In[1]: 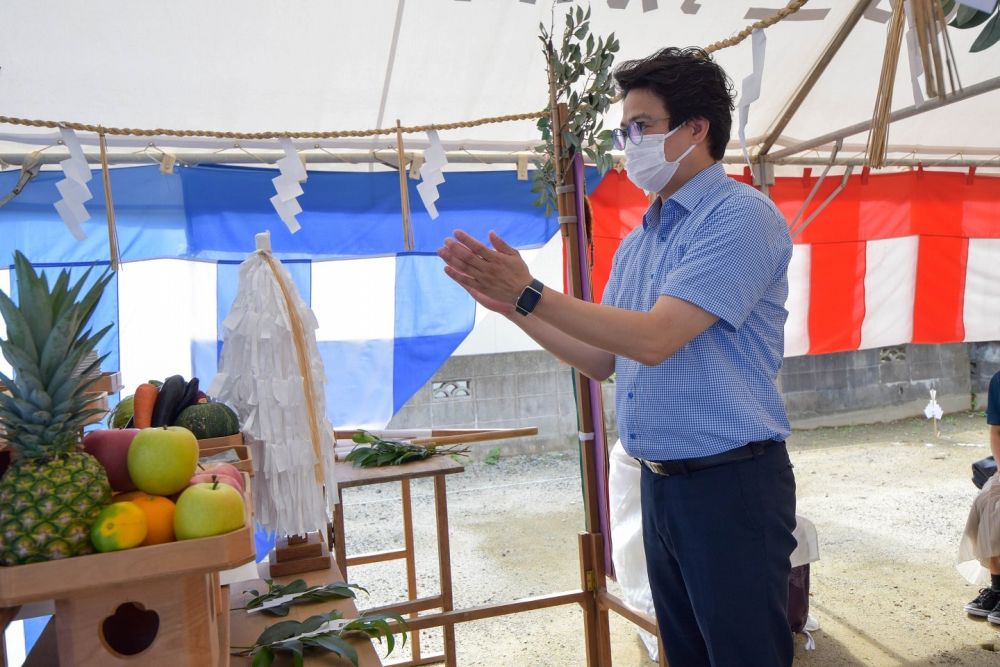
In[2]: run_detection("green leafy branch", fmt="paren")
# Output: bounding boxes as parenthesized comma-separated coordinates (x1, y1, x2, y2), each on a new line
(239, 579, 367, 617)
(941, 0, 1000, 52)
(346, 430, 470, 468)
(231, 608, 407, 667)
(532, 4, 620, 215)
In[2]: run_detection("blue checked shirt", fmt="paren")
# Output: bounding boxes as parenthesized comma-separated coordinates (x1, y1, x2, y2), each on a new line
(602, 162, 792, 460)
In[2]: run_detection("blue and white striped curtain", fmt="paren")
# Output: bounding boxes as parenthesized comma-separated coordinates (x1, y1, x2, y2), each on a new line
(0, 164, 563, 427)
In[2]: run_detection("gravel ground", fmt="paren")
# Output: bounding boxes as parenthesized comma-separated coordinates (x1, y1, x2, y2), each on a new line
(338, 412, 1000, 666)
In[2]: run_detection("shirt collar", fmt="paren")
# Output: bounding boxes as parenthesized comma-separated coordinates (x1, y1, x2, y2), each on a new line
(640, 162, 726, 230)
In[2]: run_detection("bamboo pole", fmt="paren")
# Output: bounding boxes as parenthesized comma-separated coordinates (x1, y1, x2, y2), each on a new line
(548, 88, 611, 664)
(867, 0, 907, 168)
(97, 130, 121, 272)
(395, 120, 414, 251)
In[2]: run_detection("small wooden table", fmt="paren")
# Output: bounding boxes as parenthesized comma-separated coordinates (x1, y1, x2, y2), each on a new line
(229, 557, 382, 666)
(331, 455, 464, 667)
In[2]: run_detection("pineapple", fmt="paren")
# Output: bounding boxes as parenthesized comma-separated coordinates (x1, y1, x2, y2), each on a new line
(0, 252, 114, 565)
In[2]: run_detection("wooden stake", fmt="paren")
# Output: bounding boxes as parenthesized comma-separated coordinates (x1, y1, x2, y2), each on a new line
(97, 130, 120, 272)
(395, 120, 414, 251)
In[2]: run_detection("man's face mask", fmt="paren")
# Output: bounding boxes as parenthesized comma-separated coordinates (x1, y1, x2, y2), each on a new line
(623, 124, 696, 194)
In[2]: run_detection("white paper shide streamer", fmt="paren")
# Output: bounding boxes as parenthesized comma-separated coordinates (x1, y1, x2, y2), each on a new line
(210, 247, 337, 538)
(736, 29, 767, 170)
(53, 128, 93, 240)
(271, 138, 307, 233)
(416, 130, 448, 219)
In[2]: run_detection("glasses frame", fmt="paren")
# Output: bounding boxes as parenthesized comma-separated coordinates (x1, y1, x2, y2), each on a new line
(612, 117, 672, 150)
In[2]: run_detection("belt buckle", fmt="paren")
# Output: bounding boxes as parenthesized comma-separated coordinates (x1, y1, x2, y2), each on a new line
(643, 459, 684, 477)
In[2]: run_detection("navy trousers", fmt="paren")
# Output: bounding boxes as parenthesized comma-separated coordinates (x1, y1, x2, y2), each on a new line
(640, 442, 797, 667)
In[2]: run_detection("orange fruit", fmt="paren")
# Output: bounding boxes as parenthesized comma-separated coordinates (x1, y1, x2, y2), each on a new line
(115, 492, 176, 545)
(90, 502, 147, 552)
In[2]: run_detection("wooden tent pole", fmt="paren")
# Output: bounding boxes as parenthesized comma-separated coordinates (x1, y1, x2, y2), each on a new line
(769, 74, 1000, 160)
(758, 0, 869, 157)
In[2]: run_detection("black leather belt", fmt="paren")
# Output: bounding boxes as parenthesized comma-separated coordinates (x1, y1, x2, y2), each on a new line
(639, 439, 782, 477)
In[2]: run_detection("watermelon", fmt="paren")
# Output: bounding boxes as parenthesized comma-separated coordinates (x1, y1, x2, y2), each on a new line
(174, 402, 240, 439)
(110, 395, 135, 429)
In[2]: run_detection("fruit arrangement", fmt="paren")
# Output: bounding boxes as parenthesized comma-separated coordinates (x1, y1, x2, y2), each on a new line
(110, 375, 241, 440)
(0, 252, 248, 566)
(82, 424, 248, 553)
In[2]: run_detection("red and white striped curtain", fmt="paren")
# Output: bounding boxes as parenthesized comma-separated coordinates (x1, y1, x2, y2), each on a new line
(589, 169, 1000, 357)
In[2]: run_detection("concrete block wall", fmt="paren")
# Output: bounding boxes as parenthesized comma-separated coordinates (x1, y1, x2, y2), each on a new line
(388, 351, 582, 457)
(388, 343, 991, 456)
(780, 343, 972, 428)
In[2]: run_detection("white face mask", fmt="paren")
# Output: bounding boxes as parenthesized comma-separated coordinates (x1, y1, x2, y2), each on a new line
(623, 124, 697, 194)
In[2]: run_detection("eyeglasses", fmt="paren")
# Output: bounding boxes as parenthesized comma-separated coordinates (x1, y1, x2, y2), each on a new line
(612, 118, 671, 150)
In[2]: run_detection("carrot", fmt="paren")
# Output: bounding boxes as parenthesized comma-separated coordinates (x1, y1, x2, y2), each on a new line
(132, 383, 159, 429)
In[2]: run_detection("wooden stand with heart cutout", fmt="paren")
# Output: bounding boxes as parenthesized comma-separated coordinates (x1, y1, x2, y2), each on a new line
(0, 476, 254, 666)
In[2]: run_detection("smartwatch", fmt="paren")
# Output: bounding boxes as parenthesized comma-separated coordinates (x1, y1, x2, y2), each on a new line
(515, 279, 544, 316)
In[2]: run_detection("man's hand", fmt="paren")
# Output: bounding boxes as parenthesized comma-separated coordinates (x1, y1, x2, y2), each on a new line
(462, 285, 515, 316)
(437, 230, 533, 305)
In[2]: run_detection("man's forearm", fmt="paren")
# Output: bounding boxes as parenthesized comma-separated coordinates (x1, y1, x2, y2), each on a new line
(990, 426, 1000, 462)
(509, 312, 615, 381)
(531, 284, 718, 367)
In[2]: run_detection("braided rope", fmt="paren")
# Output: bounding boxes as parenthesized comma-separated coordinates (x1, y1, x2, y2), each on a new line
(704, 0, 810, 54)
(0, 0, 808, 142)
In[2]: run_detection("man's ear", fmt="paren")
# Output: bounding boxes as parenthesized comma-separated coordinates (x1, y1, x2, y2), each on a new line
(687, 117, 711, 144)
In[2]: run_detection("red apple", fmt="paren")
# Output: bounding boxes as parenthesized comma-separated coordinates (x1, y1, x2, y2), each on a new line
(188, 473, 242, 494)
(196, 462, 244, 491)
(83, 428, 141, 492)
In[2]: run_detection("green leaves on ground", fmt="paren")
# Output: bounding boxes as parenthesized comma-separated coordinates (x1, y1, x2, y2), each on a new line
(232, 609, 407, 667)
(243, 579, 367, 616)
(347, 430, 469, 468)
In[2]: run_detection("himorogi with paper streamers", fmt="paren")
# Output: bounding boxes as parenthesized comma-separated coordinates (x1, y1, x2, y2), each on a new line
(210, 245, 338, 538)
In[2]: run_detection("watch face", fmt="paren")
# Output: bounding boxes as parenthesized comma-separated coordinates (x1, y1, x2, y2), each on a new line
(516, 281, 543, 315)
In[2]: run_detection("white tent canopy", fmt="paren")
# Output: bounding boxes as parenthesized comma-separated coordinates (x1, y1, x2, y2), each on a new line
(0, 0, 997, 169)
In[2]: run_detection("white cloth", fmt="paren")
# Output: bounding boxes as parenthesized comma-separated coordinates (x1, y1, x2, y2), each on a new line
(957, 473, 1000, 586)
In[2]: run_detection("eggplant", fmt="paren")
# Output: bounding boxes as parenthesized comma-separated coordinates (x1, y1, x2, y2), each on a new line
(150, 374, 186, 427)
(171, 377, 200, 424)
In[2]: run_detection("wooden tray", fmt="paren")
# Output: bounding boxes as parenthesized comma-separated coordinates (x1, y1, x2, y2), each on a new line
(200, 443, 253, 476)
(0, 474, 255, 666)
(198, 432, 244, 451)
(0, 498, 255, 608)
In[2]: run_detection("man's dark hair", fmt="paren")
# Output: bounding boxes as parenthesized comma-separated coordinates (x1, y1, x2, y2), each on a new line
(613, 47, 735, 161)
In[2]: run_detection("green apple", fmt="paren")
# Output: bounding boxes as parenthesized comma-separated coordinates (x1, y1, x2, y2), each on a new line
(173, 477, 246, 540)
(127, 426, 199, 496)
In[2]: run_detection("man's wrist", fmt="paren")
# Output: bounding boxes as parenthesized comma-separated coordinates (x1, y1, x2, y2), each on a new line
(514, 279, 544, 316)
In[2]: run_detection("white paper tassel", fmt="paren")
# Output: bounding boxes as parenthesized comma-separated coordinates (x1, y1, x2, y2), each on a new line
(736, 29, 767, 170)
(210, 251, 338, 538)
(54, 128, 93, 240)
(416, 129, 448, 219)
(271, 138, 308, 234)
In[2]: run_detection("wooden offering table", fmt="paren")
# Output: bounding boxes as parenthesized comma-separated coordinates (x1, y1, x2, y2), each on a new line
(330, 427, 536, 667)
